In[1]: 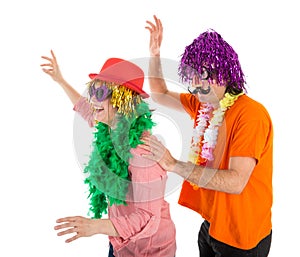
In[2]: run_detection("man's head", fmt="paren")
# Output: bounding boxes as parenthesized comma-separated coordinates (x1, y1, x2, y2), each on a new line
(179, 29, 246, 95)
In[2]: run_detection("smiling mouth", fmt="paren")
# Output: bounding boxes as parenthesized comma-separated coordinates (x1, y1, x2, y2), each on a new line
(93, 106, 104, 113)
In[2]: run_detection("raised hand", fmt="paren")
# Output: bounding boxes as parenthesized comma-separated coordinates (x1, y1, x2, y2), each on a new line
(40, 50, 65, 84)
(40, 50, 80, 105)
(145, 15, 163, 57)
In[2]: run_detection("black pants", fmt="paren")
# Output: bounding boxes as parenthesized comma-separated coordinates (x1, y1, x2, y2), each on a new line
(108, 242, 176, 257)
(108, 243, 115, 257)
(198, 220, 272, 257)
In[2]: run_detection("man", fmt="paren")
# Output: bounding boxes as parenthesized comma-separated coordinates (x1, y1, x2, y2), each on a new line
(142, 15, 273, 257)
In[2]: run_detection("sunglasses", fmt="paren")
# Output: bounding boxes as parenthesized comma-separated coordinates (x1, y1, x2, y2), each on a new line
(88, 83, 112, 102)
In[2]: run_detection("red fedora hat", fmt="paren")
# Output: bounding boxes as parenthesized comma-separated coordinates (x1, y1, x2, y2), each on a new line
(89, 58, 149, 98)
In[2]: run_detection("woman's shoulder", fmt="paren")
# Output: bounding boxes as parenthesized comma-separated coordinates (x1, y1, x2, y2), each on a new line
(129, 137, 166, 181)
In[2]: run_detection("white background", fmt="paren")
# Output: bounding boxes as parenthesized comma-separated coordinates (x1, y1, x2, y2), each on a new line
(1, 0, 299, 256)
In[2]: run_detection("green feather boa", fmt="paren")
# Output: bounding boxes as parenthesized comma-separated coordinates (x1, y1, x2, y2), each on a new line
(84, 102, 155, 218)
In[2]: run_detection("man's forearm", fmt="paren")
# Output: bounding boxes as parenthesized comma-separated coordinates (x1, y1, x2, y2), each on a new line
(172, 160, 243, 194)
(172, 160, 203, 185)
(148, 56, 168, 94)
(141, 135, 246, 194)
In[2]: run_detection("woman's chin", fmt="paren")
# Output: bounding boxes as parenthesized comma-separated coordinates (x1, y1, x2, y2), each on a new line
(94, 113, 106, 124)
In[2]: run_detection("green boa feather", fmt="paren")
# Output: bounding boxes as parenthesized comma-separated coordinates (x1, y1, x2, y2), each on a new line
(84, 102, 155, 218)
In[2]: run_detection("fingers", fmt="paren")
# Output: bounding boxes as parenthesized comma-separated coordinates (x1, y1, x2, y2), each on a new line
(54, 224, 79, 243)
(140, 136, 166, 161)
(56, 227, 75, 236)
(56, 216, 78, 223)
(141, 135, 164, 149)
(145, 14, 163, 33)
(40, 63, 53, 70)
(40, 62, 54, 74)
(138, 143, 150, 152)
(54, 218, 75, 232)
(145, 20, 156, 32)
(40, 57, 54, 71)
(65, 234, 79, 243)
(50, 49, 57, 61)
(154, 15, 163, 32)
(141, 152, 157, 161)
(40, 50, 60, 76)
(40, 50, 57, 67)
(140, 136, 170, 167)
(54, 216, 81, 243)
(58, 227, 80, 244)
(41, 68, 53, 75)
(40, 56, 53, 62)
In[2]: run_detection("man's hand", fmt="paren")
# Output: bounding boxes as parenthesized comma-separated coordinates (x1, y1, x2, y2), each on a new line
(145, 15, 163, 57)
(140, 135, 176, 171)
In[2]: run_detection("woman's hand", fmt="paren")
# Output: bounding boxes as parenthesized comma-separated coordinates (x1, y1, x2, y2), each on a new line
(54, 216, 119, 243)
(40, 50, 81, 105)
(54, 216, 101, 243)
(145, 15, 163, 57)
(41, 50, 65, 84)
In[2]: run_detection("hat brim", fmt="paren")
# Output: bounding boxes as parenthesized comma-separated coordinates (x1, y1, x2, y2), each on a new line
(89, 73, 149, 98)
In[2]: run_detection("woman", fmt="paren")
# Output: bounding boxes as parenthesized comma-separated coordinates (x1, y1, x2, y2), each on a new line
(40, 50, 176, 257)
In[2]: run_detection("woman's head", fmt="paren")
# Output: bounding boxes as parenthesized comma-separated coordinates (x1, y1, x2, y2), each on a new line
(179, 29, 246, 95)
(89, 57, 149, 98)
(87, 58, 149, 125)
(87, 79, 143, 126)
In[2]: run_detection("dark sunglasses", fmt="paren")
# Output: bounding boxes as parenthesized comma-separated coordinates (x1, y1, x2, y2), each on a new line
(88, 83, 112, 102)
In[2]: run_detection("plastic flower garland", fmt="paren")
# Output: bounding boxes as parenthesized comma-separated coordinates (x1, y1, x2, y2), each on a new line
(188, 92, 244, 189)
(84, 101, 155, 218)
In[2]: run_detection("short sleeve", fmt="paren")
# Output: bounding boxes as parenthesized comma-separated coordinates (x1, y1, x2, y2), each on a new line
(229, 108, 272, 163)
(73, 96, 95, 127)
(180, 93, 200, 120)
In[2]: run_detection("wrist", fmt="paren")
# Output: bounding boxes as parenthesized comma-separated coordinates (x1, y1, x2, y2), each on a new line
(163, 156, 177, 171)
(150, 51, 160, 57)
(101, 219, 119, 237)
(57, 78, 68, 87)
(172, 160, 201, 183)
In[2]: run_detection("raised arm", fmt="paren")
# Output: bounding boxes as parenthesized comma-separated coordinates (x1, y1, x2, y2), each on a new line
(41, 50, 81, 105)
(145, 15, 184, 112)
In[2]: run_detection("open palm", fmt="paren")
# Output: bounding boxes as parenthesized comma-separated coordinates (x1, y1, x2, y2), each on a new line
(145, 15, 163, 57)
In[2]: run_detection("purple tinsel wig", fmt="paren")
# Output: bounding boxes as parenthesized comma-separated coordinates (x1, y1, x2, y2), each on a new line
(179, 29, 246, 94)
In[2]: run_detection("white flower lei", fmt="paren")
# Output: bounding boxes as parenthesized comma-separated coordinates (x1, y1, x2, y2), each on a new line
(188, 92, 244, 164)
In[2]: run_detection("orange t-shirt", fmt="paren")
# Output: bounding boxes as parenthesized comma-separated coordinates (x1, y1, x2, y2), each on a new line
(179, 93, 273, 250)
